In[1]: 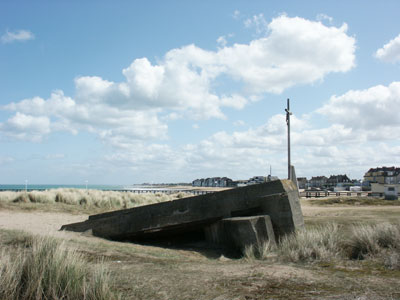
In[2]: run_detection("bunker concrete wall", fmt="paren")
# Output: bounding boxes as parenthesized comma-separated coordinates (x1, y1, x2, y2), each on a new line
(204, 215, 276, 252)
(61, 179, 304, 241)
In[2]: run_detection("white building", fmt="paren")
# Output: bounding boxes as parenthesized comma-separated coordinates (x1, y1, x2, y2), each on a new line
(371, 183, 400, 199)
(384, 185, 398, 200)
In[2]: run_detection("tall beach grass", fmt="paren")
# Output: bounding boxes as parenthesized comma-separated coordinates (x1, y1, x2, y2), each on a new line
(277, 223, 342, 262)
(0, 235, 117, 300)
(0, 188, 189, 211)
(245, 223, 400, 269)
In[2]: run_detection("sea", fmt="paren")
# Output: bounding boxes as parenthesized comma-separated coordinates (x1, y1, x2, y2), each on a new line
(0, 184, 128, 191)
(0, 184, 195, 193)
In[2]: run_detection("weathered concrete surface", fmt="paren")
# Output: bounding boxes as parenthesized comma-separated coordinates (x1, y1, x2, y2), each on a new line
(290, 165, 298, 190)
(204, 215, 276, 252)
(61, 179, 304, 241)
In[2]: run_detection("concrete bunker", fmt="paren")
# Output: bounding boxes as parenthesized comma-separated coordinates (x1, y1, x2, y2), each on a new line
(61, 179, 304, 253)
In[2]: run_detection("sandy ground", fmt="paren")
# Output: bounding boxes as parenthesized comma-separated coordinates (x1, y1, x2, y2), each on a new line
(0, 210, 88, 239)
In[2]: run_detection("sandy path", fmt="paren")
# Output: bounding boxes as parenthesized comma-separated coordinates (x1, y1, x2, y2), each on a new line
(0, 210, 89, 239)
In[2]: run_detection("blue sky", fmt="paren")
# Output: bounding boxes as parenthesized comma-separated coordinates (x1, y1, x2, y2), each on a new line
(1, 0, 400, 184)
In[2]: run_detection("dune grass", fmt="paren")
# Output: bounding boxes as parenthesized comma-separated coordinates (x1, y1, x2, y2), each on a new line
(277, 223, 343, 262)
(244, 222, 400, 270)
(0, 189, 189, 213)
(0, 234, 117, 300)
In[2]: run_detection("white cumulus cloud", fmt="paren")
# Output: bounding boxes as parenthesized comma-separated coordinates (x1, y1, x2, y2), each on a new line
(317, 82, 400, 136)
(0, 112, 50, 142)
(95, 78, 400, 180)
(218, 15, 356, 94)
(66, 15, 356, 120)
(375, 33, 400, 63)
(0, 15, 356, 158)
(2, 90, 167, 143)
(1, 29, 35, 44)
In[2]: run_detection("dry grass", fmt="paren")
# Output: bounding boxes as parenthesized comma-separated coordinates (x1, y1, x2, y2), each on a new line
(1, 224, 400, 299)
(244, 222, 400, 272)
(0, 234, 117, 300)
(344, 223, 400, 266)
(0, 189, 189, 213)
(307, 196, 400, 206)
(277, 223, 342, 262)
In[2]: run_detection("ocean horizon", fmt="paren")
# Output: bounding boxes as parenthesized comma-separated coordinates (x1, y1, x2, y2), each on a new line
(0, 184, 127, 191)
(0, 184, 193, 192)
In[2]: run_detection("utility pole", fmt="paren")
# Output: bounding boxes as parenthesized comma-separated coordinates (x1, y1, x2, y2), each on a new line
(285, 98, 292, 180)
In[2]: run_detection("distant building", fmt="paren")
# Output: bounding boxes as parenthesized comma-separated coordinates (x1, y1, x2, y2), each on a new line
(247, 176, 267, 185)
(326, 174, 351, 188)
(371, 182, 400, 197)
(192, 179, 203, 187)
(192, 177, 234, 187)
(384, 185, 398, 200)
(365, 167, 400, 197)
(364, 166, 400, 185)
(234, 180, 248, 187)
(309, 176, 328, 189)
(193, 174, 279, 188)
(350, 186, 362, 192)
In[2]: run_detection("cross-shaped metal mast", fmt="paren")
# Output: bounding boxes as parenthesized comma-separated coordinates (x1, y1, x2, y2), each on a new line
(285, 98, 292, 180)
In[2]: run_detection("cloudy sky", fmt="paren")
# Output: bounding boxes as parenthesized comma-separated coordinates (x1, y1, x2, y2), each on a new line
(1, 1, 400, 184)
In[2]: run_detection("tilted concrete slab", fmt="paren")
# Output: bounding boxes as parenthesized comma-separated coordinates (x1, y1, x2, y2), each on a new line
(204, 215, 276, 252)
(60, 179, 304, 241)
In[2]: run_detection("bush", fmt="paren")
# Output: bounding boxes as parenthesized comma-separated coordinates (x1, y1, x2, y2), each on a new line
(0, 236, 116, 300)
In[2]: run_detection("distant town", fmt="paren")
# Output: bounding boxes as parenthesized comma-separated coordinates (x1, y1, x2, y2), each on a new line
(192, 166, 400, 197)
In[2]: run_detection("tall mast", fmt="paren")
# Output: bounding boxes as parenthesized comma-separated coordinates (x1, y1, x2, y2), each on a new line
(285, 98, 292, 180)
